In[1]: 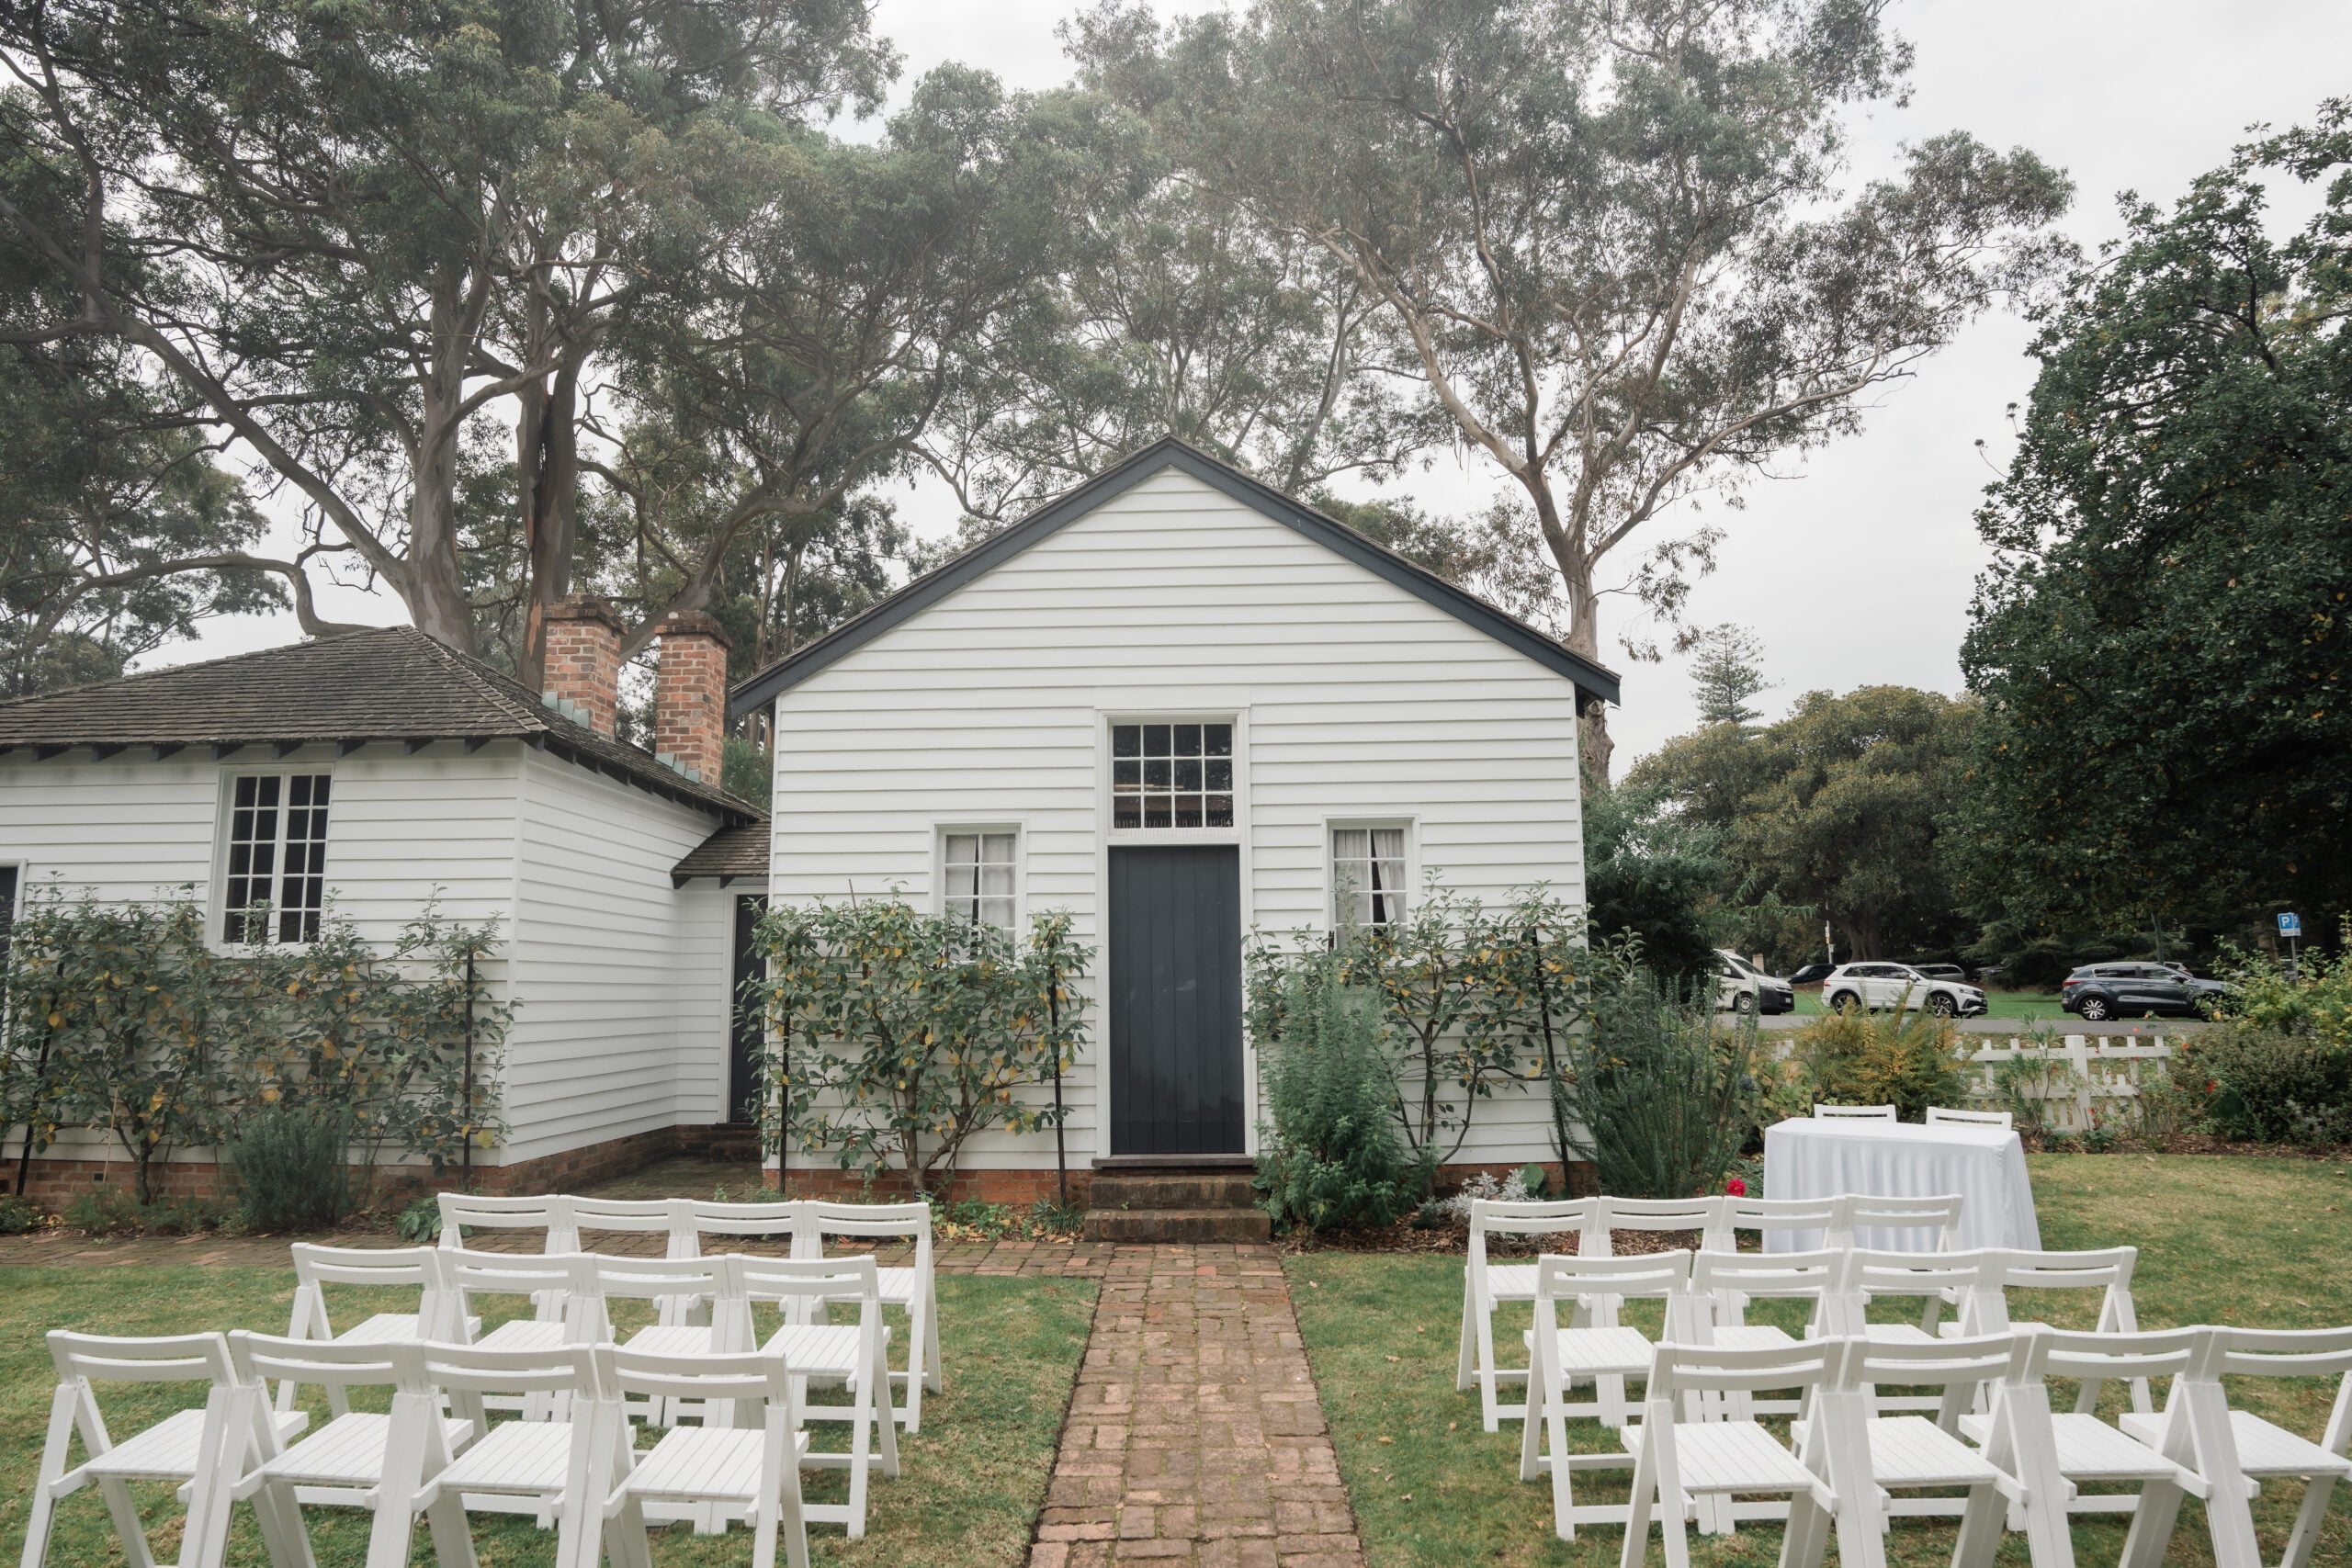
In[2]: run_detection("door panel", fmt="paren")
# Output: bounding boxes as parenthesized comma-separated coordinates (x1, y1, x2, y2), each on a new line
(1109, 845, 1245, 1156)
(729, 894, 768, 1123)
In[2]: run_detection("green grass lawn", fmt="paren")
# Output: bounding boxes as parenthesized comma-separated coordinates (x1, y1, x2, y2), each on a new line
(0, 1266, 1094, 1567)
(1291, 1153, 2352, 1567)
(1790, 991, 2071, 1021)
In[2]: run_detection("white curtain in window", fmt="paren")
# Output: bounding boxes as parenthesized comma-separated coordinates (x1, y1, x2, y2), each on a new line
(945, 831, 1018, 930)
(1332, 828, 1408, 929)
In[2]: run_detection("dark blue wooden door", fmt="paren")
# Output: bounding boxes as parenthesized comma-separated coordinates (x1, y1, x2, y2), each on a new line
(1109, 845, 1245, 1155)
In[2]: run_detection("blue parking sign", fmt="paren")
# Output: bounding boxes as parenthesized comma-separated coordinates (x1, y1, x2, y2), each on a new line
(2279, 912, 2302, 938)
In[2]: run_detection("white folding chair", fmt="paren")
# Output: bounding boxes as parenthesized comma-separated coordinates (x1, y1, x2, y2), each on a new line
(1586, 1195, 1724, 1255)
(604, 1344, 813, 1568)
(1978, 1247, 2152, 1412)
(1962, 1324, 2209, 1554)
(1927, 1106, 2016, 1130)
(410, 1339, 632, 1568)
(1813, 1104, 1898, 1119)
(277, 1245, 476, 1415)
(593, 1254, 744, 1429)
(436, 1192, 581, 1254)
(1614, 1337, 1850, 1566)
(1685, 1248, 1843, 1421)
(1521, 1250, 1700, 1538)
(26, 1331, 308, 1568)
(1826, 1331, 2028, 1551)
(1834, 1192, 1964, 1252)
(438, 1194, 579, 1342)
(1454, 1197, 1593, 1430)
(443, 1252, 605, 1425)
(797, 1200, 941, 1433)
(734, 1256, 901, 1538)
(226, 1333, 478, 1561)
(1709, 1192, 1843, 1253)
(2119, 1325, 2352, 1568)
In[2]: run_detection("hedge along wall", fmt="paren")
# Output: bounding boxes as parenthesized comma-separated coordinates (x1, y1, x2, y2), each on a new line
(1, 886, 512, 1207)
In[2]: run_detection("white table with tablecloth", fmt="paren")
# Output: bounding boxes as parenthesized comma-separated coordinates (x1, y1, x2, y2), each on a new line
(1760, 1117, 2041, 1253)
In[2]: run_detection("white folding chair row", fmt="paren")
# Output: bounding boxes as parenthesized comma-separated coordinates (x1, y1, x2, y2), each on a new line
(438, 1192, 940, 1431)
(1456, 1191, 1965, 1430)
(24, 1327, 822, 1568)
(266, 1239, 899, 1537)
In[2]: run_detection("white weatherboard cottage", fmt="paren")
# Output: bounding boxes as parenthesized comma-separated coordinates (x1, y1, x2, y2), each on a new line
(0, 439, 1616, 1201)
(732, 439, 1619, 1193)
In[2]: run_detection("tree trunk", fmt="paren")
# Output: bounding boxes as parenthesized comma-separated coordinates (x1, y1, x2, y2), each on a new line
(516, 362, 581, 687)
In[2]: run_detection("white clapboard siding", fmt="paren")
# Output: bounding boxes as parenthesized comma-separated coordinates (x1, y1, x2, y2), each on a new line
(673, 879, 763, 1127)
(0, 742, 518, 940)
(502, 747, 733, 1162)
(766, 464, 1583, 1169)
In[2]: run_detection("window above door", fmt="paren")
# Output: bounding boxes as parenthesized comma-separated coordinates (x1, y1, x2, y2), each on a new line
(1112, 722, 1234, 829)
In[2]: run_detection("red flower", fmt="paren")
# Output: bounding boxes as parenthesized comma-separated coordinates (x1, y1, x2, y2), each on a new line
(1725, 1177, 1748, 1197)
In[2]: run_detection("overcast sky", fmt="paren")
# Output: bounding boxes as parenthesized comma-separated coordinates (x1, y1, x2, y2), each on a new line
(163, 0, 2352, 768)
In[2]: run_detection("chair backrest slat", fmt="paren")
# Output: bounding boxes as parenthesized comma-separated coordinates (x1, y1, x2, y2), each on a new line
(435, 1192, 578, 1253)
(1926, 1105, 2015, 1129)
(1814, 1103, 1897, 1119)
(50, 1330, 234, 1386)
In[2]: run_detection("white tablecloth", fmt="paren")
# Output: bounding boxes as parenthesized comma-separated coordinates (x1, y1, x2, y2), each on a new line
(1760, 1117, 2041, 1253)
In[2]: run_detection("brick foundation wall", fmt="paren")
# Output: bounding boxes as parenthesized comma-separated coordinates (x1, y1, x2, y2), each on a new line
(770, 1163, 1097, 1207)
(651, 613, 729, 784)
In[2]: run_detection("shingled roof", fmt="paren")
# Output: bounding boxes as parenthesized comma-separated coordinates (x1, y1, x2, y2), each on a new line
(669, 820, 770, 885)
(0, 626, 760, 825)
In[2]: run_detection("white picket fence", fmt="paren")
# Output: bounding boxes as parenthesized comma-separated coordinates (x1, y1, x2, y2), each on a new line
(1957, 1035, 2178, 1133)
(1767, 1033, 2182, 1134)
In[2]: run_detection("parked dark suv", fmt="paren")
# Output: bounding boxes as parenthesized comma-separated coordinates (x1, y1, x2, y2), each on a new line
(2060, 964, 2231, 1021)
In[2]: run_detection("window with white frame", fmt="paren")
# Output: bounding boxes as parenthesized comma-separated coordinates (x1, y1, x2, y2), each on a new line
(1332, 827, 1408, 929)
(1112, 722, 1233, 829)
(943, 830, 1018, 930)
(222, 773, 332, 943)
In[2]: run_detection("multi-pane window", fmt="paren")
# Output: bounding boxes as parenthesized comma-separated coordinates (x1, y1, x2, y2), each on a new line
(1112, 723, 1234, 829)
(944, 831, 1017, 930)
(1332, 828, 1408, 929)
(223, 773, 332, 942)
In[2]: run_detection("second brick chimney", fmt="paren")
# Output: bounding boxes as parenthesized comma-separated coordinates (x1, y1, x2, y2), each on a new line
(653, 612, 731, 785)
(542, 594, 625, 736)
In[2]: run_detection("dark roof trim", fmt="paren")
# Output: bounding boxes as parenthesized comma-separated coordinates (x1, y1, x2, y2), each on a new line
(729, 439, 1621, 717)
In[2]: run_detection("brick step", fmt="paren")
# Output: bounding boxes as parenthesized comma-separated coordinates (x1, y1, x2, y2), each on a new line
(1089, 1171, 1260, 1211)
(1081, 1206, 1273, 1244)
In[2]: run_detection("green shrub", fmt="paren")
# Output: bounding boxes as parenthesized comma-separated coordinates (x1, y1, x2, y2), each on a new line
(395, 1194, 444, 1242)
(1790, 1009, 1968, 1121)
(0, 1194, 45, 1234)
(2217, 928, 2352, 1046)
(62, 1187, 140, 1235)
(1254, 957, 1413, 1232)
(1558, 969, 1758, 1200)
(226, 1102, 356, 1231)
(2189, 1031, 2352, 1145)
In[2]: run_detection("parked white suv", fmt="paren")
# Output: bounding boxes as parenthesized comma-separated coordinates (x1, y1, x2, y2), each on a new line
(1715, 950, 1795, 1016)
(1819, 962, 1987, 1018)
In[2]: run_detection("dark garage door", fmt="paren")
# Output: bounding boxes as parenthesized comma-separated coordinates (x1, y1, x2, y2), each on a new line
(1108, 844, 1244, 1155)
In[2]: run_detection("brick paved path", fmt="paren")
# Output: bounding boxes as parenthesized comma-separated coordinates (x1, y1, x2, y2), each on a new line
(1033, 1244, 1364, 1568)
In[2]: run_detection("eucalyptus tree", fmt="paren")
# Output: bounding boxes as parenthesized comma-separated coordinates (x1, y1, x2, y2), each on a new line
(1072, 0, 2072, 776)
(0, 0, 891, 660)
(579, 67, 1125, 664)
(924, 170, 1443, 522)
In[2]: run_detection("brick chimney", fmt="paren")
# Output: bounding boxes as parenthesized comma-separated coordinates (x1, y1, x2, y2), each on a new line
(653, 611, 731, 784)
(541, 594, 625, 736)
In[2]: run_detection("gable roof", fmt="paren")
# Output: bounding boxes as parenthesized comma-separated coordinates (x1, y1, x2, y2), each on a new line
(0, 626, 760, 825)
(729, 438, 1621, 718)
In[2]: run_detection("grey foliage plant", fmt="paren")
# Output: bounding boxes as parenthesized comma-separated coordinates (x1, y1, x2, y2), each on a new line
(1556, 954, 1759, 1200)
(1252, 952, 1415, 1232)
